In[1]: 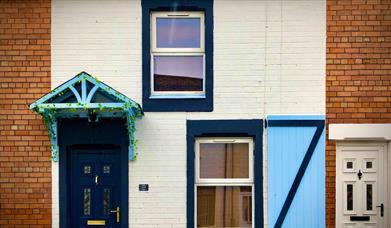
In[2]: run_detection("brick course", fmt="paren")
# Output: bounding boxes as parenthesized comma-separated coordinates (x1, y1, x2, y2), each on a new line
(0, 0, 51, 227)
(0, 0, 370, 226)
(326, 0, 391, 227)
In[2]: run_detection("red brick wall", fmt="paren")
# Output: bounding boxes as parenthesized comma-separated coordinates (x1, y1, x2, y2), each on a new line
(326, 0, 391, 227)
(0, 0, 51, 227)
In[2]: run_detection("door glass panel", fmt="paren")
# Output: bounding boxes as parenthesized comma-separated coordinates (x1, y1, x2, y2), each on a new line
(197, 186, 252, 227)
(83, 188, 91, 215)
(199, 143, 249, 179)
(347, 184, 353, 211)
(367, 184, 373, 211)
(366, 161, 373, 169)
(84, 165, 91, 174)
(346, 161, 353, 169)
(103, 188, 110, 215)
(103, 165, 110, 174)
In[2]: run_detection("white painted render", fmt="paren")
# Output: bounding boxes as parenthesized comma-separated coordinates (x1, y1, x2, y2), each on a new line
(52, 0, 326, 227)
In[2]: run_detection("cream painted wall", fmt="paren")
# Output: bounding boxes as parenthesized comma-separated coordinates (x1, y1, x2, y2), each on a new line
(52, 0, 326, 227)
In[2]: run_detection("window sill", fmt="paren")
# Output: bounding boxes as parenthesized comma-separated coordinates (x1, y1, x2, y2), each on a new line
(149, 94, 206, 99)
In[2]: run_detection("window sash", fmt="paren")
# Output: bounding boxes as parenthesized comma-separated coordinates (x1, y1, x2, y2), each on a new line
(150, 53, 206, 97)
(151, 11, 205, 53)
(195, 138, 254, 184)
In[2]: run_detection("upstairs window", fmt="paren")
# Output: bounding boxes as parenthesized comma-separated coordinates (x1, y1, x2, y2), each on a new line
(142, 0, 213, 112)
(151, 12, 205, 98)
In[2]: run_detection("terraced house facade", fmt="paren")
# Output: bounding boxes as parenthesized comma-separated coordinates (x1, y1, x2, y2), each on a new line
(326, 0, 391, 227)
(0, 0, 390, 228)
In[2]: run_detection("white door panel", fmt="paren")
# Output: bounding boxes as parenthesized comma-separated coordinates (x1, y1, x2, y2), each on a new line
(337, 143, 387, 228)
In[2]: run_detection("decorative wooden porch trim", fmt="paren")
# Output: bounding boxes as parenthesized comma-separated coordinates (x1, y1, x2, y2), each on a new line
(29, 71, 143, 161)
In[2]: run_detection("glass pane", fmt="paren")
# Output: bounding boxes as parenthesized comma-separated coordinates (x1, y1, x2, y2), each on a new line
(103, 165, 110, 174)
(156, 18, 201, 48)
(346, 161, 353, 169)
(197, 186, 252, 227)
(83, 188, 91, 215)
(366, 161, 373, 169)
(347, 184, 353, 211)
(84, 165, 91, 174)
(200, 143, 249, 179)
(153, 56, 203, 92)
(242, 194, 252, 224)
(103, 188, 110, 215)
(367, 184, 373, 211)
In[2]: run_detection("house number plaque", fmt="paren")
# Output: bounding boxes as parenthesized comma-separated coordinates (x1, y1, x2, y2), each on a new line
(139, 184, 149, 192)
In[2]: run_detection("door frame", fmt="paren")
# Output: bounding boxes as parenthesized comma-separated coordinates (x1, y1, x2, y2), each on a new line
(58, 118, 129, 228)
(336, 141, 389, 227)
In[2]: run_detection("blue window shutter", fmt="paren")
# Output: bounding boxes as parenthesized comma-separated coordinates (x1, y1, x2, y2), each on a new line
(267, 116, 325, 228)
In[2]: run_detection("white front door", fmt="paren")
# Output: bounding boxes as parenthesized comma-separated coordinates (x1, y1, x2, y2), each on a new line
(337, 143, 387, 227)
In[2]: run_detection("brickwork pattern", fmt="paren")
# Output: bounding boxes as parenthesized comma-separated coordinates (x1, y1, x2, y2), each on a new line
(326, 0, 391, 227)
(0, 0, 51, 227)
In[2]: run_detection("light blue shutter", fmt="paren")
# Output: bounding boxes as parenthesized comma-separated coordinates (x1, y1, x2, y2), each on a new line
(267, 116, 325, 228)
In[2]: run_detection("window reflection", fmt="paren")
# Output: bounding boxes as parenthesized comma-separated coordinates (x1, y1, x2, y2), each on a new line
(197, 186, 252, 227)
(200, 143, 249, 179)
(156, 18, 201, 48)
(153, 56, 203, 92)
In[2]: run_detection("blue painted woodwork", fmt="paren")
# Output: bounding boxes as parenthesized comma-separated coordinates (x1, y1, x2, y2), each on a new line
(70, 146, 121, 228)
(29, 71, 143, 161)
(267, 115, 325, 228)
(59, 118, 129, 228)
(141, 0, 213, 112)
(186, 119, 263, 228)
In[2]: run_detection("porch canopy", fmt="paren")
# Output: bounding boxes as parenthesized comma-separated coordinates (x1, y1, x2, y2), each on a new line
(29, 71, 143, 161)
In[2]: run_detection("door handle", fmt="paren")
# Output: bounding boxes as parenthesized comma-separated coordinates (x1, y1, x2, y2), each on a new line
(357, 169, 363, 180)
(110, 206, 120, 223)
(376, 203, 384, 217)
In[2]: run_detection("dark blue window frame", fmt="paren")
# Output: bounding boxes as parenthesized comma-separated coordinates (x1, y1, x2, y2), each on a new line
(141, 0, 213, 112)
(186, 119, 263, 227)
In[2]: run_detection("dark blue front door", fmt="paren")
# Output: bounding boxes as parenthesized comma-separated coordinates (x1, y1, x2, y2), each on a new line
(70, 146, 121, 228)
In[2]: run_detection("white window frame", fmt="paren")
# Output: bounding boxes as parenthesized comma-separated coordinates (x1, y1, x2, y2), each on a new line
(194, 137, 254, 228)
(150, 11, 205, 98)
